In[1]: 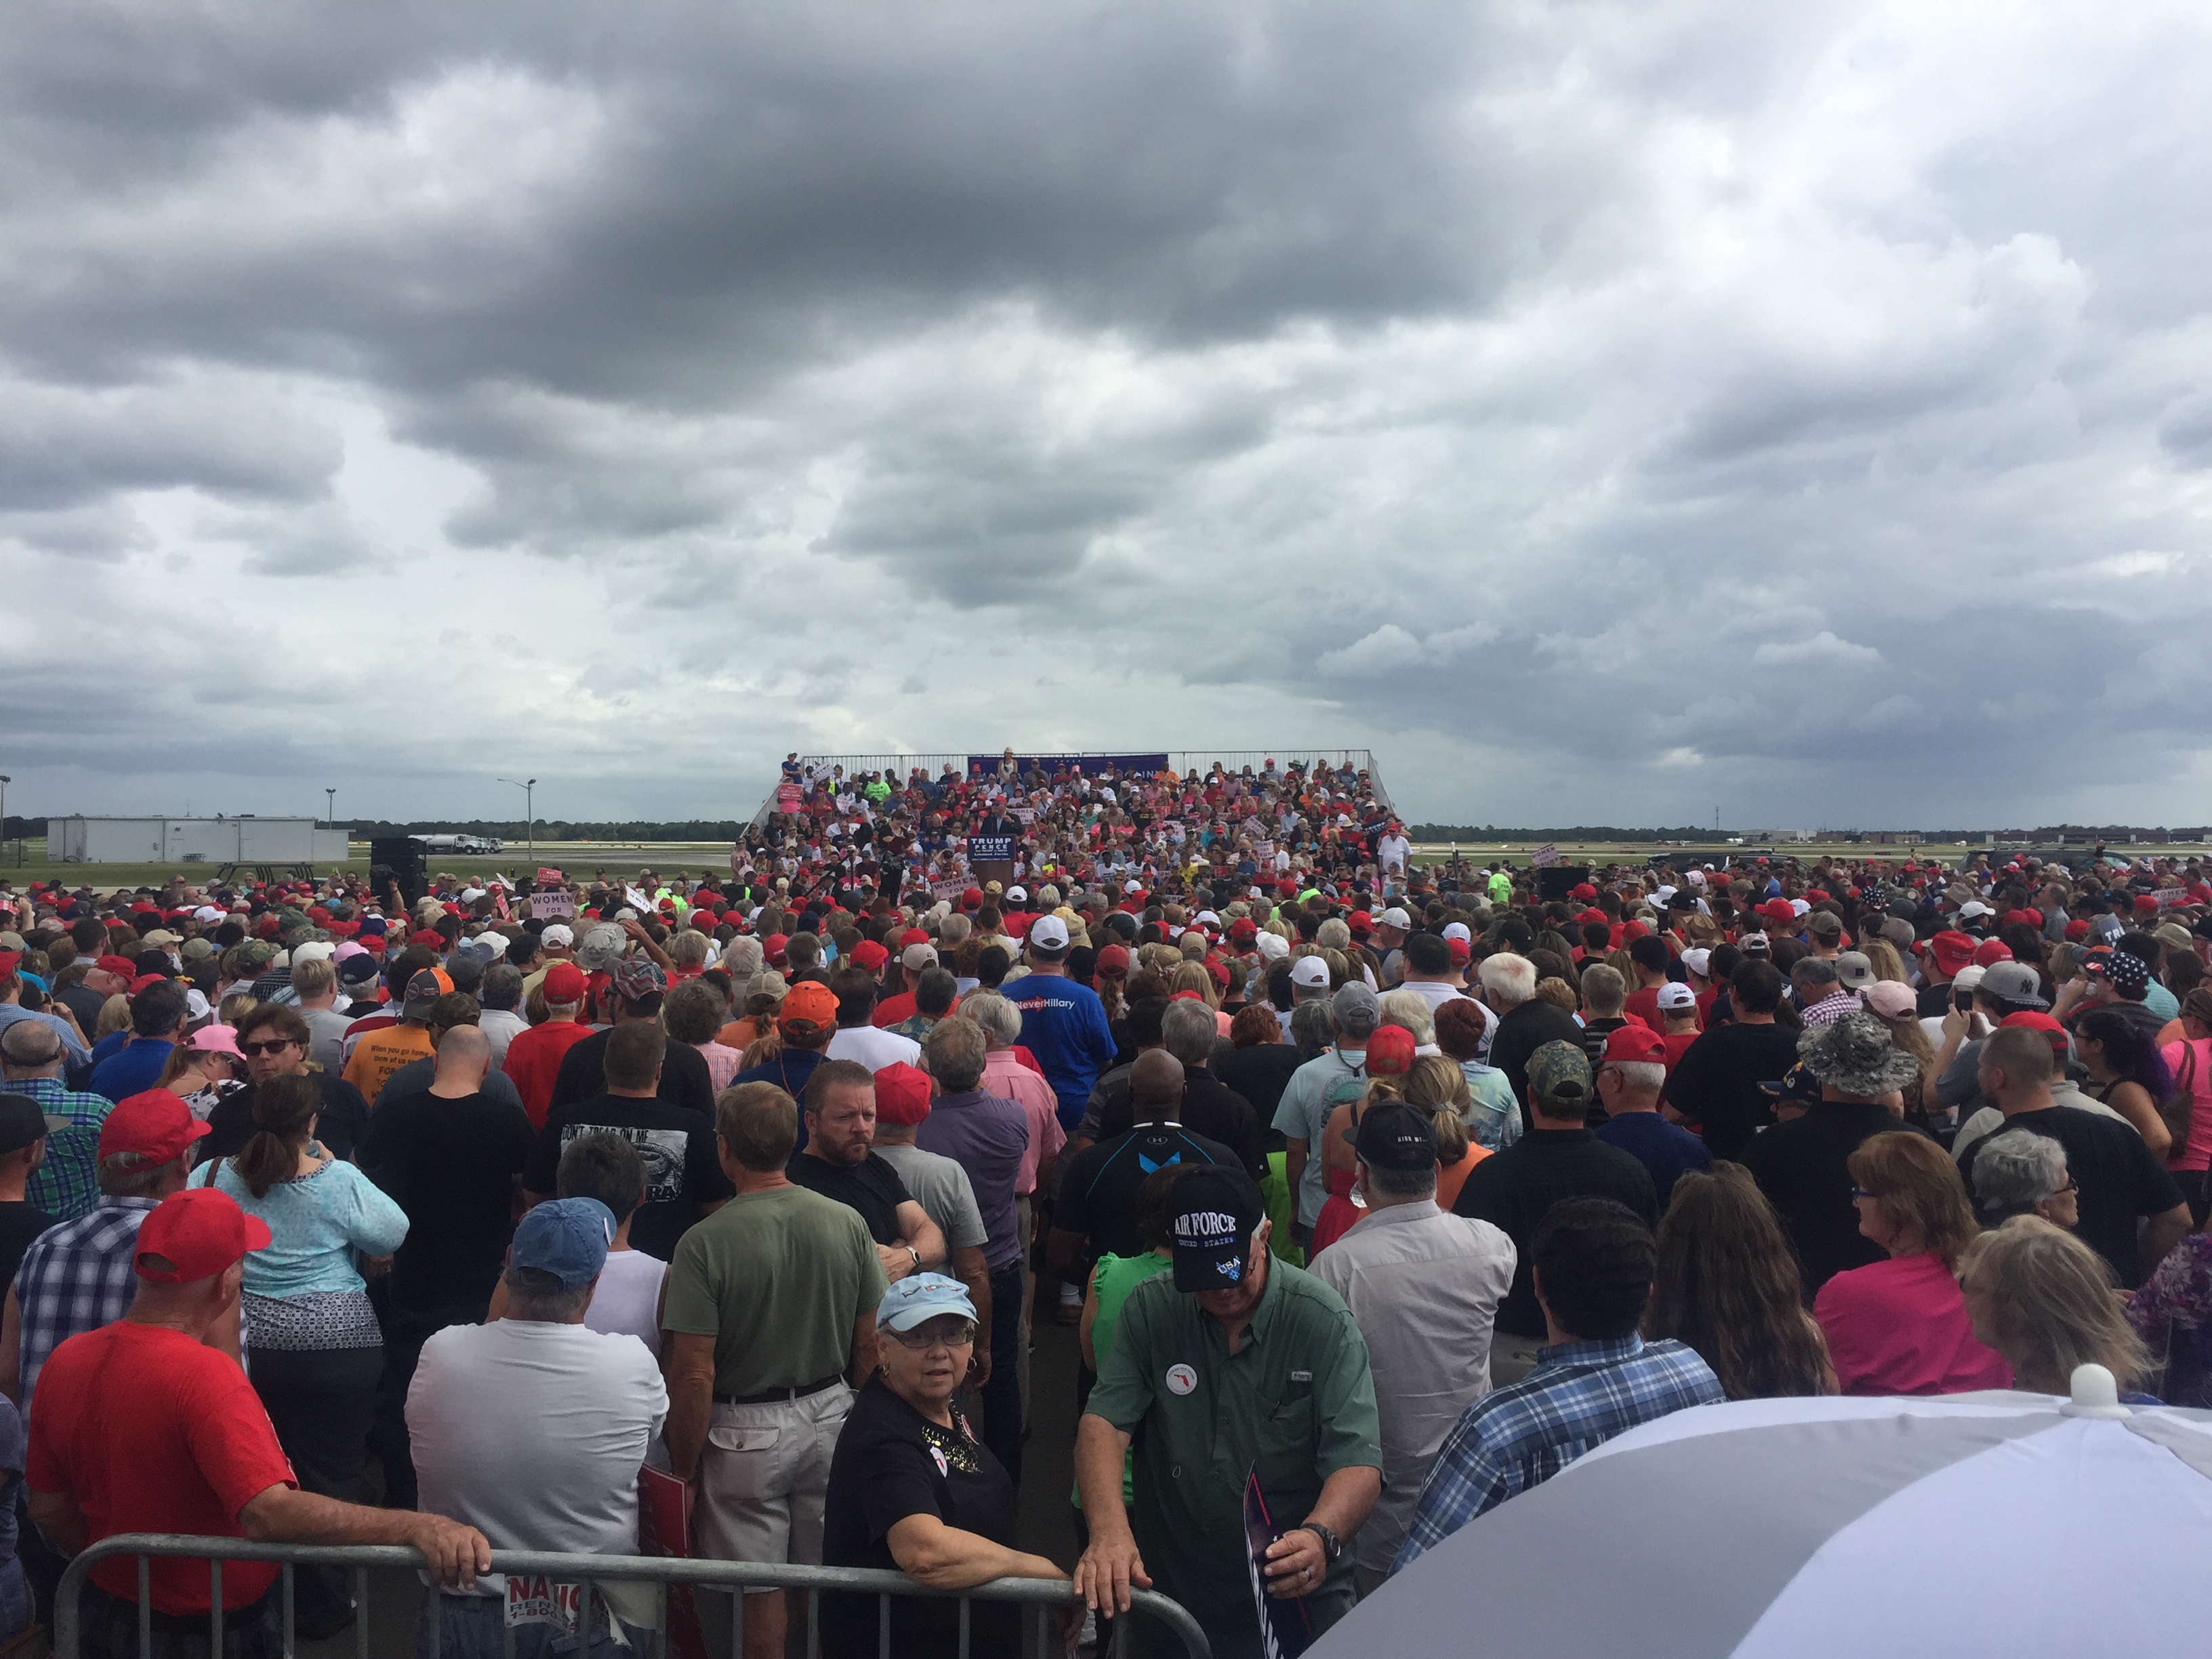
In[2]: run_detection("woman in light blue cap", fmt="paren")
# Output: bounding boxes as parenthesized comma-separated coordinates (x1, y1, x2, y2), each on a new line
(818, 1274, 1069, 1658)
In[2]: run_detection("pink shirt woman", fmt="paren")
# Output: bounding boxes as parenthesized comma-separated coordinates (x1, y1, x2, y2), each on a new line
(1814, 1128, 2011, 1395)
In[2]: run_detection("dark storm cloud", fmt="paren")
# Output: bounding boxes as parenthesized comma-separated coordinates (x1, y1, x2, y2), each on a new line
(3, 2, 2211, 828)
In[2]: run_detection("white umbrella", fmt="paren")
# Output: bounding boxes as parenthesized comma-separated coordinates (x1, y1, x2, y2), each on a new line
(1318, 1368, 2212, 1658)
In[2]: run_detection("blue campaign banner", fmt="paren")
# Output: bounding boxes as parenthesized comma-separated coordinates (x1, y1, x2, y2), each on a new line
(966, 835, 1018, 862)
(966, 754, 1170, 780)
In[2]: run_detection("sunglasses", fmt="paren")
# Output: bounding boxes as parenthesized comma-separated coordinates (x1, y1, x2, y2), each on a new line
(240, 1039, 300, 1057)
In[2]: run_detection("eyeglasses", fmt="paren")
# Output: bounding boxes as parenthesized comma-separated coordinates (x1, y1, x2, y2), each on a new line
(1849, 1187, 1881, 1202)
(239, 1039, 300, 1057)
(2049, 1177, 2079, 1197)
(887, 1321, 977, 1351)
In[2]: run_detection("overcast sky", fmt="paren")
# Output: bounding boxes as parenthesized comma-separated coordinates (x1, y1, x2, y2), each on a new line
(5, 1, 2211, 832)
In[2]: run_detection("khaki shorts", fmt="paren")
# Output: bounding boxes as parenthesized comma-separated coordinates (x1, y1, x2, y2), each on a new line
(692, 1386, 853, 1572)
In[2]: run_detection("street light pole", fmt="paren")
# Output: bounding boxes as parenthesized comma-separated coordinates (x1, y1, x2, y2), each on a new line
(325, 787, 336, 830)
(497, 777, 537, 865)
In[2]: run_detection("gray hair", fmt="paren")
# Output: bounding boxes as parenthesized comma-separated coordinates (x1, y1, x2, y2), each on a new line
(1160, 999, 1218, 1067)
(959, 989, 1023, 1048)
(1288, 1000, 1336, 1056)
(1479, 953, 1536, 1008)
(1315, 918, 1351, 951)
(721, 937, 764, 979)
(1603, 1060, 1666, 1094)
(938, 914, 974, 948)
(1971, 1132, 2069, 1222)
(1579, 963, 1626, 1017)
(1793, 957, 1840, 990)
(923, 1015, 989, 1094)
(1378, 989, 1435, 1046)
(501, 1267, 593, 1323)
(1367, 1162, 1439, 1200)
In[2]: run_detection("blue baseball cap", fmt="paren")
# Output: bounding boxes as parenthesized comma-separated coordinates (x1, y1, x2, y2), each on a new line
(510, 1197, 614, 1291)
(877, 1272, 978, 1333)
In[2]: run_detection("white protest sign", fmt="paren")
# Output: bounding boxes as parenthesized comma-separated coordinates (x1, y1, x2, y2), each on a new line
(1531, 844, 1560, 868)
(530, 891, 577, 920)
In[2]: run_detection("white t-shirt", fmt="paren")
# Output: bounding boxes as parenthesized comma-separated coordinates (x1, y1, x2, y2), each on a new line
(409, 1319, 667, 1624)
(476, 1007, 530, 1067)
(825, 1024, 924, 1072)
(588, 1248, 668, 1359)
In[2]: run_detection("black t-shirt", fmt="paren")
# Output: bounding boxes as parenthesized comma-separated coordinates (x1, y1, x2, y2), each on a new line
(1453, 1128, 1658, 1337)
(1213, 1044, 1305, 1138)
(53, 982, 107, 1035)
(1957, 1107, 2185, 1288)
(1737, 1102, 1910, 1294)
(201, 1071, 371, 1164)
(821, 1380, 1019, 1659)
(1092, 1069, 1267, 1180)
(1054, 1123, 1237, 1261)
(1661, 1021, 1805, 1162)
(1488, 1000, 1587, 1109)
(0, 1200, 56, 1290)
(548, 1029, 716, 1119)
(1916, 981, 1957, 1019)
(523, 1092, 733, 1262)
(787, 1151, 913, 1248)
(358, 1088, 535, 1315)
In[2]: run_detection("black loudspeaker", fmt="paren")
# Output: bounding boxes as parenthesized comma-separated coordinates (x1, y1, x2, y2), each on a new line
(1535, 865, 1591, 902)
(369, 836, 428, 910)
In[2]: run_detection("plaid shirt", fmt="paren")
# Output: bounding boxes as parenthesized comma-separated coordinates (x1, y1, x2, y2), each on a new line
(1799, 989, 1864, 1027)
(1393, 1335, 1724, 1572)
(9, 1076, 112, 1221)
(14, 1197, 158, 1412)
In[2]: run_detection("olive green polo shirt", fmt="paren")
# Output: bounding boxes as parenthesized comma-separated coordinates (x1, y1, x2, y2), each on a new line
(1084, 1258, 1381, 1647)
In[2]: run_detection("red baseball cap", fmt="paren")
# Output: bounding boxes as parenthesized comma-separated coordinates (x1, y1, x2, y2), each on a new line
(1347, 910, 1372, 935)
(1571, 883, 1598, 903)
(133, 1187, 271, 1284)
(1447, 937, 1471, 964)
(849, 940, 889, 971)
(1096, 944, 1131, 977)
(1620, 920, 1651, 943)
(874, 1061, 933, 1126)
(1759, 899, 1795, 923)
(1365, 1026, 1418, 1077)
(2064, 919, 2091, 942)
(899, 928, 930, 949)
(542, 962, 587, 1002)
(1972, 939, 2013, 967)
(2134, 895, 2160, 915)
(94, 954, 141, 980)
(961, 887, 983, 909)
(1601, 1024, 1668, 1065)
(100, 1089, 213, 1165)
(1925, 930, 1977, 975)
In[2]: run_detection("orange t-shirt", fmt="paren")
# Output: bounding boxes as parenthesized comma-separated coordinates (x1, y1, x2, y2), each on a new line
(1435, 1143, 1493, 1212)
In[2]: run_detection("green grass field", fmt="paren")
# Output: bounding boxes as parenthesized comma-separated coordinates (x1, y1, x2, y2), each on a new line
(5, 836, 2198, 898)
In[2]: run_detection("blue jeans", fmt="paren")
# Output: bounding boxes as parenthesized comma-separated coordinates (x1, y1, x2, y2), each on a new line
(417, 1593, 650, 1659)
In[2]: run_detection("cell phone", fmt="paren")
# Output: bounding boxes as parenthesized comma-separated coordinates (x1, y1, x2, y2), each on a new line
(1954, 991, 1973, 1013)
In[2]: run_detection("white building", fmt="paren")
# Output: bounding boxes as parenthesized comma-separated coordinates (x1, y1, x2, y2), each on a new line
(45, 816, 350, 865)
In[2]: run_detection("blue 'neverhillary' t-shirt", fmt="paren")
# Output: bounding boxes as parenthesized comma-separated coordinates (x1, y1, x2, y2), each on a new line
(1000, 972, 1115, 1126)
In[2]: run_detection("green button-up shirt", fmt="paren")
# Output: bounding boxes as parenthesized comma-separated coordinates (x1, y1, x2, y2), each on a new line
(1085, 1258, 1382, 1649)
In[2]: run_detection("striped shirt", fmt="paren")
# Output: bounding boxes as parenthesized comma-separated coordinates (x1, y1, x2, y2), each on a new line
(1393, 1334, 1724, 1572)
(13, 1197, 159, 1411)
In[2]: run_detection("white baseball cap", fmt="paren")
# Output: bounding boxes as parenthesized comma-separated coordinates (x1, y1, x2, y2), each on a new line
(1441, 922, 1471, 944)
(1379, 907, 1412, 930)
(1656, 982, 1698, 1012)
(541, 924, 575, 947)
(1007, 886, 1027, 903)
(1290, 956, 1331, 989)
(1256, 933, 1290, 962)
(1680, 947, 1712, 978)
(1030, 916, 1071, 951)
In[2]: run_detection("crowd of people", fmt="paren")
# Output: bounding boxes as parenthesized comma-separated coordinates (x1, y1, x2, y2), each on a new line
(0, 819, 2209, 1658)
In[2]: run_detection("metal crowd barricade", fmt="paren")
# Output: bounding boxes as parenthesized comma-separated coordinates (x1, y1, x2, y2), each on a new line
(54, 1536, 1212, 1659)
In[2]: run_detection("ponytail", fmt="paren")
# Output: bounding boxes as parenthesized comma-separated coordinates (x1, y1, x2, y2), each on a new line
(234, 1073, 319, 1200)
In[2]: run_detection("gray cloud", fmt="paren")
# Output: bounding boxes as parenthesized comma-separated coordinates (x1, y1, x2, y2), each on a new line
(3, 2, 2211, 832)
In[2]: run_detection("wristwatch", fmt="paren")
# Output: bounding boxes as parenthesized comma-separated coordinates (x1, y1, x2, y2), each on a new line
(1297, 1522, 1343, 1564)
(906, 1245, 921, 1271)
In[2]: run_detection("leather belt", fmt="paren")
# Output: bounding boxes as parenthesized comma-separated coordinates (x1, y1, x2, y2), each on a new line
(714, 1372, 844, 1406)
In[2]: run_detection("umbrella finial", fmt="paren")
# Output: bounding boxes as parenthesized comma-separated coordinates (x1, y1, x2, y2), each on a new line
(2062, 1363, 2132, 1419)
